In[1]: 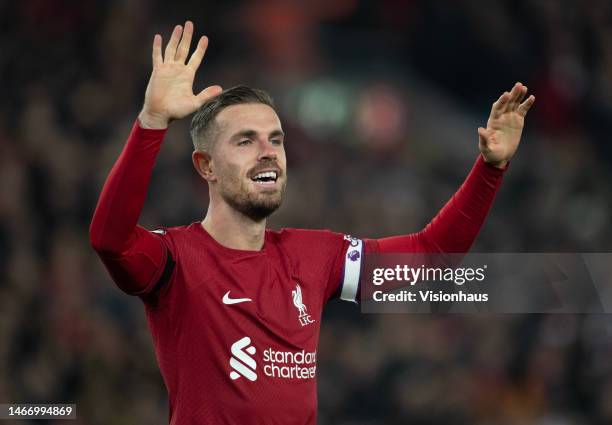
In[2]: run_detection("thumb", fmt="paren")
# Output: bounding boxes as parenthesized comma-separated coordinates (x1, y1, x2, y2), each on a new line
(196, 85, 223, 105)
(478, 127, 490, 150)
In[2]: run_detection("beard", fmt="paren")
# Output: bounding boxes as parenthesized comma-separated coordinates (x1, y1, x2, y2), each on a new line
(217, 163, 286, 221)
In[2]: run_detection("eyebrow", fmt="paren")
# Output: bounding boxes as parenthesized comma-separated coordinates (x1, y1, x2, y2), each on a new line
(231, 129, 285, 140)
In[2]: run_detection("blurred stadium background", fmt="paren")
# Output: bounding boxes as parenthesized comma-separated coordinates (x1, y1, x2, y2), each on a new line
(1, 0, 612, 424)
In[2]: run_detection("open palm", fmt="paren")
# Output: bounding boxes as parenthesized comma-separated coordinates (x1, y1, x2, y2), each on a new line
(478, 82, 535, 168)
(139, 21, 222, 129)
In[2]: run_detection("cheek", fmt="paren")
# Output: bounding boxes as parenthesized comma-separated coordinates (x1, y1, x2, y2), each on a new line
(282, 158, 288, 177)
(215, 151, 251, 177)
(217, 161, 246, 186)
(279, 150, 287, 169)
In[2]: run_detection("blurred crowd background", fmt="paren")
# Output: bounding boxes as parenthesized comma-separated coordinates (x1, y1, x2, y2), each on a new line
(1, 0, 611, 424)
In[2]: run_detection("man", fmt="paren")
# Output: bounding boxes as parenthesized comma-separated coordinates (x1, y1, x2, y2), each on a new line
(90, 21, 535, 424)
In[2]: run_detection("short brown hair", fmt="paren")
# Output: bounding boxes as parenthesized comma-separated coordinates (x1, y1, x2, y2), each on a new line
(190, 85, 275, 151)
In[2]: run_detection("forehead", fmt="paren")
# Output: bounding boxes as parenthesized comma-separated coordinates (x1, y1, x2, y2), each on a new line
(215, 103, 282, 137)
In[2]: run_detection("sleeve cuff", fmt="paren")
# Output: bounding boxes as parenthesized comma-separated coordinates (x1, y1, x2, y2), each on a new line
(133, 118, 168, 137)
(477, 154, 509, 175)
(126, 118, 168, 149)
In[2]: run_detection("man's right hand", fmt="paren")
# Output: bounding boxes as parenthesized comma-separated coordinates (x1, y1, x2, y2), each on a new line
(138, 21, 222, 129)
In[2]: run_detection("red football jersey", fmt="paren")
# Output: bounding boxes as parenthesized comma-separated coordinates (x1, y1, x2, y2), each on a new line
(143, 223, 368, 424)
(90, 120, 505, 424)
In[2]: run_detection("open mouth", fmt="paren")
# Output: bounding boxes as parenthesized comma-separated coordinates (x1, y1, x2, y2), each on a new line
(250, 170, 278, 186)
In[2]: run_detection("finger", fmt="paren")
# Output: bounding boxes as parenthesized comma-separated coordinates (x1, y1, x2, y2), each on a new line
(196, 85, 223, 105)
(187, 36, 209, 71)
(516, 85, 528, 107)
(491, 91, 510, 119)
(506, 82, 523, 111)
(152, 34, 162, 67)
(517, 95, 536, 117)
(176, 20, 193, 63)
(164, 24, 183, 62)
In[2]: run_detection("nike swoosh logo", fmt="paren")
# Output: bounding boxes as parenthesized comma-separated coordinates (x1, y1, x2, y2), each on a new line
(223, 291, 252, 305)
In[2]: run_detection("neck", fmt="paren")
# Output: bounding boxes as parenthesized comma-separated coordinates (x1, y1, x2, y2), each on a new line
(201, 198, 267, 251)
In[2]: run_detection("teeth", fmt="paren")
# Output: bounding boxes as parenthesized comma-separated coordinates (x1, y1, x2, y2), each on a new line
(253, 171, 277, 180)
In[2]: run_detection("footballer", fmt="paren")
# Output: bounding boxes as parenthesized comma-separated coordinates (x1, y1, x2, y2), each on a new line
(90, 21, 535, 424)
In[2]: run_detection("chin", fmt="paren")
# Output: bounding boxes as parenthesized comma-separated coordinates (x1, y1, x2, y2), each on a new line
(220, 179, 286, 221)
(222, 192, 283, 221)
(242, 200, 282, 221)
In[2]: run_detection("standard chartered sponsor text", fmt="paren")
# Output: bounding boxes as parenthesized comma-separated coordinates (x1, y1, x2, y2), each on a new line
(263, 348, 317, 379)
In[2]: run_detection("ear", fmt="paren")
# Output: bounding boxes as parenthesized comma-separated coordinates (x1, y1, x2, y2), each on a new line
(192, 150, 217, 182)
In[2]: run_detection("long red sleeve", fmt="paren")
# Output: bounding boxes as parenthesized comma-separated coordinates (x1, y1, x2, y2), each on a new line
(90, 120, 170, 295)
(91, 118, 504, 296)
(374, 155, 506, 253)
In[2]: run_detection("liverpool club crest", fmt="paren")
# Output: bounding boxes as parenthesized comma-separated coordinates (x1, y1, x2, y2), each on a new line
(292, 283, 315, 327)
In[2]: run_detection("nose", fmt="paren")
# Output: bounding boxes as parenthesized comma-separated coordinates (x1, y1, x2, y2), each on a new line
(257, 139, 277, 161)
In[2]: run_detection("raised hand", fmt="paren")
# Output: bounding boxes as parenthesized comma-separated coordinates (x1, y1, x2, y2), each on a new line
(139, 21, 222, 129)
(478, 82, 535, 168)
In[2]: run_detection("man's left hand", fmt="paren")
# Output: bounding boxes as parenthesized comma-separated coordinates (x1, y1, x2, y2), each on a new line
(478, 82, 535, 169)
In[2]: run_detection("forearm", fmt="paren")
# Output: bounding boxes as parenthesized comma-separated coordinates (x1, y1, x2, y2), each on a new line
(89, 119, 170, 294)
(89, 119, 166, 254)
(378, 81, 534, 254)
(377, 154, 506, 253)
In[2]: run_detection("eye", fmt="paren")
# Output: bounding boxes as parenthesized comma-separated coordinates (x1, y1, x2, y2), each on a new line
(270, 139, 283, 146)
(238, 139, 252, 146)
